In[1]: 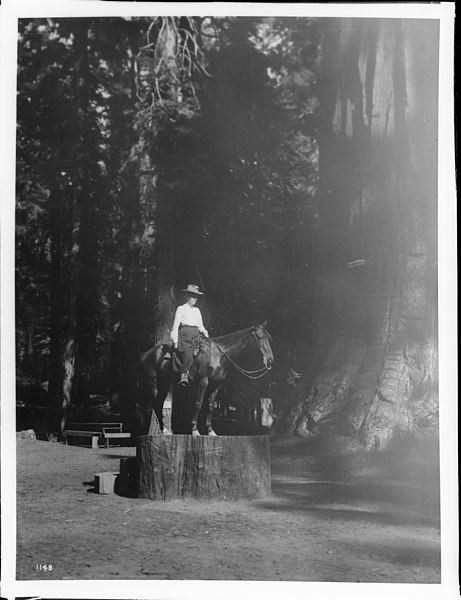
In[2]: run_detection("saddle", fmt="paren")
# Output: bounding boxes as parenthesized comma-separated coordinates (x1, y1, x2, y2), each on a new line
(163, 336, 208, 375)
(163, 345, 201, 361)
(163, 335, 208, 360)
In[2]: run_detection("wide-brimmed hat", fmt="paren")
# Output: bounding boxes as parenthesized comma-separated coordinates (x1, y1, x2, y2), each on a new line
(182, 284, 204, 296)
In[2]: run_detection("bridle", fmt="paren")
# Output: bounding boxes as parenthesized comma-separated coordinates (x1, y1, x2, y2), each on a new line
(251, 330, 273, 367)
(196, 329, 272, 380)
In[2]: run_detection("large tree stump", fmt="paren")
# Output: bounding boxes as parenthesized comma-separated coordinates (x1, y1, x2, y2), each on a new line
(137, 434, 271, 501)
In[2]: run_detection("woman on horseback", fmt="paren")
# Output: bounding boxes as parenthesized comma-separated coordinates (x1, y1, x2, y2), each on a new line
(171, 284, 209, 386)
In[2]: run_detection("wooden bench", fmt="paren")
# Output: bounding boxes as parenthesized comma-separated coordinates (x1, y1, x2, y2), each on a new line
(64, 422, 131, 448)
(63, 429, 101, 449)
(102, 431, 131, 448)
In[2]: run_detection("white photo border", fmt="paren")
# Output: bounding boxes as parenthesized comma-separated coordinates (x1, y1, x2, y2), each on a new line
(1, 2, 457, 599)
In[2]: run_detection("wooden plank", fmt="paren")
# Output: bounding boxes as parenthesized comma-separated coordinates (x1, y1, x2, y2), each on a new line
(103, 432, 131, 448)
(63, 430, 101, 436)
(67, 422, 122, 426)
(66, 422, 122, 431)
(63, 431, 100, 449)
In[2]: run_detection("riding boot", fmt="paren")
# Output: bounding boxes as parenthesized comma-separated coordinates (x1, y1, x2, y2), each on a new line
(179, 371, 189, 387)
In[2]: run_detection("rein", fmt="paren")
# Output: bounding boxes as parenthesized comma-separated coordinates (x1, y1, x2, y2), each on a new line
(196, 332, 271, 380)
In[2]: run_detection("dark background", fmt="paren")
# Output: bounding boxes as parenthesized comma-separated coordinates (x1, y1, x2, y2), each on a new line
(15, 17, 439, 450)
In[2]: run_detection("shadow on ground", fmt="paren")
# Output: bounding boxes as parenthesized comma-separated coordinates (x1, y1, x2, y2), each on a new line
(262, 431, 440, 528)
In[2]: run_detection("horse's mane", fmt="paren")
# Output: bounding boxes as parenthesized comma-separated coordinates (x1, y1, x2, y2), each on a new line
(211, 326, 255, 345)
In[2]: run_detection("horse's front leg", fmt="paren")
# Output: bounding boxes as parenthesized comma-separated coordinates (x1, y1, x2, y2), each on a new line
(205, 389, 219, 437)
(191, 377, 208, 437)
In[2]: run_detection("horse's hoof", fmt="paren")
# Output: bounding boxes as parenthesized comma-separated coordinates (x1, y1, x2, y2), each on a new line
(191, 429, 201, 438)
(162, 428, 172, 435)
(207, 429, 217, 437)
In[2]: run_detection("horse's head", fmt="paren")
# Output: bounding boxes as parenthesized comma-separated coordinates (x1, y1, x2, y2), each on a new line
(253, 322, 274, 369)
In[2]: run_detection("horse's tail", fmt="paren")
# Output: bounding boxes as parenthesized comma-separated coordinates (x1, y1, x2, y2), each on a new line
(140, 343, 168, 380)
(138, 343, 170, 433)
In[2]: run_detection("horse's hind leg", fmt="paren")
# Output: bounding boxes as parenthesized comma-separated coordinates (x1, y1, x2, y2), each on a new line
(150, 377, 171, 435)
(205, 389, 219, 436)
(191, 377, 208, 438)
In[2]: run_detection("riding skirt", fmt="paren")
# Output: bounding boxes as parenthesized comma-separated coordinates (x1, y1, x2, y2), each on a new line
(176, 325, 200, 373)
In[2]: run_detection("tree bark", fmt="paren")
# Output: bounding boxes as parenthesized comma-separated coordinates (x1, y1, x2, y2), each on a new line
(45, 184, 78, 433)
(72, 22, 101, 412)
(45, 190, 65, 431)
(281, 19, 439, 449)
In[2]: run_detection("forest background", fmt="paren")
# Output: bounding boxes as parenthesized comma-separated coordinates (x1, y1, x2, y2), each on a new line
(15, 15, 440, 450)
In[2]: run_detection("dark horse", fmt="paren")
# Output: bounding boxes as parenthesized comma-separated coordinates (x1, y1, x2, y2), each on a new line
(140, 323, 274, 437)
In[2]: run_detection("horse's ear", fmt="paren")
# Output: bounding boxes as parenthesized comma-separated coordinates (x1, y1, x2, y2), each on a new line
(261, 320, 267, 328)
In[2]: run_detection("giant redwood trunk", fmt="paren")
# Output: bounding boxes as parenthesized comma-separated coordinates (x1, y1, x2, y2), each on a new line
(45, 195, 78, 434)
(45, 185, 80, 432)
(72, 22, 102, 414)
(281, 19, 439, 449)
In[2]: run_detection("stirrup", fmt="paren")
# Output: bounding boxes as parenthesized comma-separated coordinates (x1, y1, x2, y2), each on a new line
(179, 372, 189, 386)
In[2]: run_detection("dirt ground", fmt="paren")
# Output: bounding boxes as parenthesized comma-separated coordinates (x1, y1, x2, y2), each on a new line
(16, 432, 440, 583)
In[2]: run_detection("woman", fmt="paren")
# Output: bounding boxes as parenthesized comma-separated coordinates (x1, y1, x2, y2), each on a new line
(171, 284, 209, 386)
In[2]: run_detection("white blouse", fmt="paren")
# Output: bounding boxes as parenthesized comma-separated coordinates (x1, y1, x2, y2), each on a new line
(171, 303, 208, 344)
